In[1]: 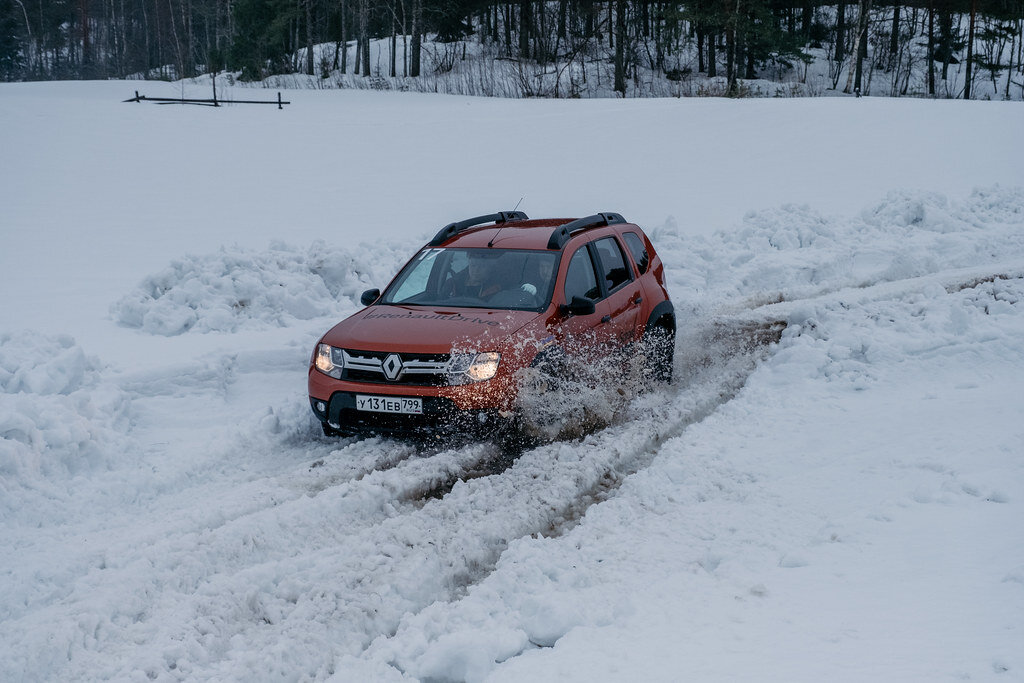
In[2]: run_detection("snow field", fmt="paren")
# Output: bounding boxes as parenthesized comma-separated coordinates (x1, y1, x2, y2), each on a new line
(2, 82, 1024, 681)
(2, 206, 1022, 680)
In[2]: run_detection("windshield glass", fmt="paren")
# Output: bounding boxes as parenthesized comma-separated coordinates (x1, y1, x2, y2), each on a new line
(381, 248, 560, 311)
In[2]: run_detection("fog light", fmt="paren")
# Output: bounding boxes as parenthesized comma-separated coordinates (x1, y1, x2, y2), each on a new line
(316, 401, 326, 412)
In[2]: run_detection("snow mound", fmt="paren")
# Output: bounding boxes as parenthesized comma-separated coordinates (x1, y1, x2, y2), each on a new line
(653, 186, 1024, 315)
(0, 331, 97, 395)
(111, 240, 409, 335)
(0, 332, 129, 516)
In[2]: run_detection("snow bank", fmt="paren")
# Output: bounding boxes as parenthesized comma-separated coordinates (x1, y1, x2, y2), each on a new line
(0, 332, 130, 520)
(106, 186, 1024, 343)
(111, 240, 409, 335)
(0, 331, 94, 395)
(654, 185, 1024, 314)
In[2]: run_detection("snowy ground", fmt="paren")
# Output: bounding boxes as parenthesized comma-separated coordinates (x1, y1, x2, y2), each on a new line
(1, 83, 1023, 681)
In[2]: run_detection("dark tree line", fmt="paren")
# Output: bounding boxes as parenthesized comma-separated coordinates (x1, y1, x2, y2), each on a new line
(2, 0, 1022, 97)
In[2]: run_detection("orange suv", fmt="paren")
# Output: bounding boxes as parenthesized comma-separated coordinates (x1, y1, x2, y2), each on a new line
(308, 211, 674, 437)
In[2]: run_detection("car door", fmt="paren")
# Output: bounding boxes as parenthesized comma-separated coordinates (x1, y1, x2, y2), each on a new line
(592, 235, 645, 347)
(554, 243, 612, 355)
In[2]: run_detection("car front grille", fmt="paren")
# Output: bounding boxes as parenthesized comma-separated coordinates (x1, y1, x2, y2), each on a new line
(341, 349, 452, 386)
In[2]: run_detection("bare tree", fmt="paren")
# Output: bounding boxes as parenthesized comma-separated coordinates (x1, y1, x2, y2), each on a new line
(844, 0, 872, 94)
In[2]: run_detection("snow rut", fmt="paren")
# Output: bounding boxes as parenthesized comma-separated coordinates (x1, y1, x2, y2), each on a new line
(35, 318, 781, 681)
(1, 307, 793, 681)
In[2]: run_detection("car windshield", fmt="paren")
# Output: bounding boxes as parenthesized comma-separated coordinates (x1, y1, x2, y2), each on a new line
(380, 248, 560, 311)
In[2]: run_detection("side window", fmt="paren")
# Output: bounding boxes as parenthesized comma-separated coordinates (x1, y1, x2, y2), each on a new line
(564, 247, 600, 302)
(622, 231, 650, 275)
(594, 237, 633, 292)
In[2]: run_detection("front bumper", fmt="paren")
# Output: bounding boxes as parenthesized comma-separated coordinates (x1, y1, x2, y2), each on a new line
(309, 392, 508, 437)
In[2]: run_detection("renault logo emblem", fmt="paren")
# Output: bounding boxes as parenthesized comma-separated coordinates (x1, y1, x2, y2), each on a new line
(381, 353, 404, 381)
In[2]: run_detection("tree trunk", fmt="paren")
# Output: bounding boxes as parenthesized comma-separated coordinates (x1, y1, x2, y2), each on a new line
(519, 1, 531, 58)
(727, 0, 739, 92)
(1006, 19, 1016, 99)
(361, 4, 370, 77)
(341, 0, 348, 73)
(708, 30, 717, 77)
(390, 25, 396, 77)
(927, 0, 934, 94)
(613, 0, 626, 94)
(888, 3, 900, 71)
(80, 0, 90, 76)
(835, 0, 846, 63)
(940, 6, 951, 81)
(964, 0, 976, 98)
(503, 3, 512, 56)
(410, 0, 421, 76)
(697, 28, 705, 72)
(305, 0, 314, 75)
(844, 0, 871, 94)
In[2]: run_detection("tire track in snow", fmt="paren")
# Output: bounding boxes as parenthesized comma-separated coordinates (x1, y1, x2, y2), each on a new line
(46, 317, 785, 681)
(720, 261, 1024, 322)
(40, 263, 1015, 678)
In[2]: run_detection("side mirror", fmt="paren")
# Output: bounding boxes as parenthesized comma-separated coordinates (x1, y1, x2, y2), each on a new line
(560, 295, 596, 317)
(360, 288, 380, 306)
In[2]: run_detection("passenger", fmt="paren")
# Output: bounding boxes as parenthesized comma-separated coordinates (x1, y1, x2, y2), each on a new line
(521, 257, 556, 297)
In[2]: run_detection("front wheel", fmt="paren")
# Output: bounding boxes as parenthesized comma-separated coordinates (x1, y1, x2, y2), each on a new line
(647, 323, 675, 383)
(320, 421, 350, 438)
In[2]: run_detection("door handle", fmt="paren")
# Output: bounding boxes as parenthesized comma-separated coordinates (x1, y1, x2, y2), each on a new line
(633, 295, 643, 305)
(601, 315, 612, 324)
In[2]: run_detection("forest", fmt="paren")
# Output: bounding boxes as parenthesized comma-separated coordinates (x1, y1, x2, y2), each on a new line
(2, 0, 1022, 97)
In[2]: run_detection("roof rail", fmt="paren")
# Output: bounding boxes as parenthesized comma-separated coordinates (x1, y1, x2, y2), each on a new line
(546, 212, 626, 249)
(428, 211, 529, 246)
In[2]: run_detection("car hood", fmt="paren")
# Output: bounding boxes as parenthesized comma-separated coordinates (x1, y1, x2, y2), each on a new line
(321, 305, 544, 353)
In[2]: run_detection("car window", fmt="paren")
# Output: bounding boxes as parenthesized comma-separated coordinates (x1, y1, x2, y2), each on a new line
(564, 247, 600, 302)
(594, 237, 633, 292)
(388, 248, 444, 302)
(622, 231, 649, 275)
(382, 248, 556, 311)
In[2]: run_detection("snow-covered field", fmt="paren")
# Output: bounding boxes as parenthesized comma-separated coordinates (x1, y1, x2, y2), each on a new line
(1, 82, 1023, 681)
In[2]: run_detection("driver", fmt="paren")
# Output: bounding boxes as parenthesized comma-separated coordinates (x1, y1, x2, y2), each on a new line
(449, 251, 501, 299)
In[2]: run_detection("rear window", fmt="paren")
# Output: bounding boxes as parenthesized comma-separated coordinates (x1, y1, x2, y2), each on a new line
(564, 247, 600, 302)
(594, 237, 632, 292)
(622, 231, 650, 274)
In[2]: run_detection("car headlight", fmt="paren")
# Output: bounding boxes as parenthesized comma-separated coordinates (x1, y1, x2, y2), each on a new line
(315, 343, 345, 379)
(448, 352, 501, 384)
(466, 352, 501, 382)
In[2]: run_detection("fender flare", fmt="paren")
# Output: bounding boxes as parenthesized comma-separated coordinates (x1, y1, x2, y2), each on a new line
(644, 300, 675, 335)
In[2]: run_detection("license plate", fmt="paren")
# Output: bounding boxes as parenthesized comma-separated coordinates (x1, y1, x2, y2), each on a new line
(355, 395, 423, 415)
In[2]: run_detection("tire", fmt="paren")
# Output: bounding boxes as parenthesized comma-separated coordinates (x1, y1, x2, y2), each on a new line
(647, 322, 675, 383)
(320, 421, 348, 437)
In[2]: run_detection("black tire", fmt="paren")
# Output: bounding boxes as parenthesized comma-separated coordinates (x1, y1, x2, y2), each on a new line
(320, 421, 348, 437)
(648, 322, 675, 383)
